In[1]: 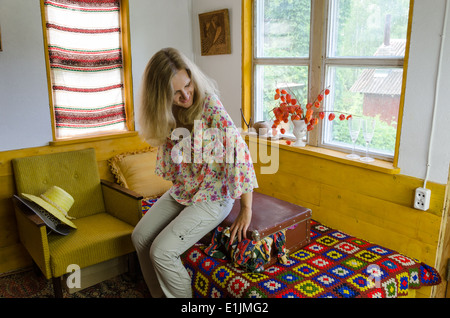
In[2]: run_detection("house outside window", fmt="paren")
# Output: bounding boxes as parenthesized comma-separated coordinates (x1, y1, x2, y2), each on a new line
(253, 0, 411, 161)
(41, 0, 133, 141)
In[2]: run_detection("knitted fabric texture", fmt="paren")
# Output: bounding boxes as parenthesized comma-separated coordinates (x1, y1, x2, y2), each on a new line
(180, 219, 442, 298)
(204, 226, 288, 273)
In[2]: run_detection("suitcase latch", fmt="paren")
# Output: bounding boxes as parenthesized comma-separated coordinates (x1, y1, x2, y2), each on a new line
(252, 230, 261, 241)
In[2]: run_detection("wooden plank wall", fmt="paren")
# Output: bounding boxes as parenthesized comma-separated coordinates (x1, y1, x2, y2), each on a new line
(0, 133, 149, 275)
(248, 138, 449, 298)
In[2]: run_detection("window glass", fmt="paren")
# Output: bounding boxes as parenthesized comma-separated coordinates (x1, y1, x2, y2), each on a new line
(328, 0, 410, 58)
(255, 65, 309, 124)
(323, 66, 402, 157)
(256, 0, 311, 58)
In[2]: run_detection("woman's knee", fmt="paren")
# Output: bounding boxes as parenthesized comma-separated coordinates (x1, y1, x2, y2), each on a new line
(131, 227, 149, 251)
(149, 240, 180, 268)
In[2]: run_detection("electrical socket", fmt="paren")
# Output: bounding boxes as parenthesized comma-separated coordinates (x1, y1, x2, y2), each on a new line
(414, 187, 431, 211)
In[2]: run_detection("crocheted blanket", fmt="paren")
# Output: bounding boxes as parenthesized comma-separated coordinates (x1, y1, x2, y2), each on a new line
(180, 220, 441, 298)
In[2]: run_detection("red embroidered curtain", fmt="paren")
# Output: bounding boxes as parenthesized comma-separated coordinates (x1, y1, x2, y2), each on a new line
(44, 0, 127, 139)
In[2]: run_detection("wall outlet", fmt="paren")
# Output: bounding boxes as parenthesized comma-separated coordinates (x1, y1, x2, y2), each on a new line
(414, 187, 431, 211)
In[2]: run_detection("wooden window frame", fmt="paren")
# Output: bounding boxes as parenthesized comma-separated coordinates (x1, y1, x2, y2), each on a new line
(242, 0, 414, 167)
(40, 0, 135, 145)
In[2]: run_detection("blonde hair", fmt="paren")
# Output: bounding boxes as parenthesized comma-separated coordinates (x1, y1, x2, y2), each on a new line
(138, 47, 219, 146)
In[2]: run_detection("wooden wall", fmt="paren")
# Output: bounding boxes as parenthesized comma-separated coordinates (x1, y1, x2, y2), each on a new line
(1, 133, 448, 298)
(0, 132, 149, 275)
(248, 137, 449, 298)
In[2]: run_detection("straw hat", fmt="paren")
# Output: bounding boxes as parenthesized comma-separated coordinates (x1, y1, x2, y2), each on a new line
(21, 186, 77, 231)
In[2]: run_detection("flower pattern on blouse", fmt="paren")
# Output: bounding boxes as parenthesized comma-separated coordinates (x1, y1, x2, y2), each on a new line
(155, 94, 258, 205)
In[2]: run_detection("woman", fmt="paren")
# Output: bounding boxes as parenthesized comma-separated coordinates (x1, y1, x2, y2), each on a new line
(132, 48, 258, 298)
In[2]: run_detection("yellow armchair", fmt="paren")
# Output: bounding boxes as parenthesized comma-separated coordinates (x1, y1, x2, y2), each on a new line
(11, 148, 143, 297)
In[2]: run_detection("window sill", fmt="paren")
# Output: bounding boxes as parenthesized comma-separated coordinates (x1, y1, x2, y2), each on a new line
(49, 131, 139, 147)
(244, 134, 400, 175)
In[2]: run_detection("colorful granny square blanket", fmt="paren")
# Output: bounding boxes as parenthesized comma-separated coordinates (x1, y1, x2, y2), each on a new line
(181, 220, 441, 298)
(142, 197, 159, 215)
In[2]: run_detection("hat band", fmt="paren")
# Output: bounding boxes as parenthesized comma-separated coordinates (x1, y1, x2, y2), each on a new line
(40, 194, 76, 220)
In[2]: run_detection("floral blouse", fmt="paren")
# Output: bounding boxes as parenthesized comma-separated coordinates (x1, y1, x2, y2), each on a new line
(155, 94, 258, 205)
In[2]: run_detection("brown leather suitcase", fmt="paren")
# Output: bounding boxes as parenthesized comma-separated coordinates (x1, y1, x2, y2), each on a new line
(218, 192, 312, 268)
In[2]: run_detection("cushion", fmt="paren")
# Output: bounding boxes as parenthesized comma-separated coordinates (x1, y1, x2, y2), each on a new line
(48, 212, 135, 277)
(108, 148, 172, 199)
(12, 148, 105, 219)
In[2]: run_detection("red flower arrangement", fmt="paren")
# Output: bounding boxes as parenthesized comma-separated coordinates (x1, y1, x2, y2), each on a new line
(271, 87, 351, 135)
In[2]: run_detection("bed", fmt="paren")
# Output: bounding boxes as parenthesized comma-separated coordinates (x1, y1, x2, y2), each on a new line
(144, 199, 442, 298)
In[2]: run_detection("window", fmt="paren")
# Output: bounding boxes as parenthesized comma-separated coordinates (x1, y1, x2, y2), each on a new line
(253, 0, 411, 160)
(254, 0, 311, 134)
(41, 0, 133, 140)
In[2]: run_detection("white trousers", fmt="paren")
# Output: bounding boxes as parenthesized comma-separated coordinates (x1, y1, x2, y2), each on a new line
(131, 191, 234, 298)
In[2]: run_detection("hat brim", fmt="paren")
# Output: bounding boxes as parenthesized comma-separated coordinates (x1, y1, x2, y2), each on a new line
(21, 193, 77, 229)
(16, 195, 73, 235)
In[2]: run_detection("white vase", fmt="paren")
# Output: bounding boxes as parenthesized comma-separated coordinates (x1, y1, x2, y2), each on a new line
(292, 120, 307, 147)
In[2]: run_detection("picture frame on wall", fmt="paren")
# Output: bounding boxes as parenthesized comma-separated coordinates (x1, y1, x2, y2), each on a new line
(198, 9, 231, 56)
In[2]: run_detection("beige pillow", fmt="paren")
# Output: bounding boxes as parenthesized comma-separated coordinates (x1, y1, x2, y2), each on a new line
(109, 148, 172, 199)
